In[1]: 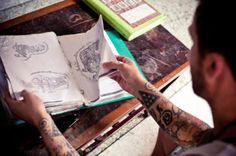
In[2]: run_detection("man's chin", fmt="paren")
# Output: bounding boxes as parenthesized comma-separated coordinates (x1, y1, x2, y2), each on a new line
(192, 83, 201, 96)
(191, 75, 206, 98)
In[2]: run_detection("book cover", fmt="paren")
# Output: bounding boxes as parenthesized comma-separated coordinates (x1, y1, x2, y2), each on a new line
(83, 0, 166, 41)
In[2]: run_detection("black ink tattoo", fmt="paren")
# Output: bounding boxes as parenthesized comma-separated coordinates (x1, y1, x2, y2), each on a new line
(139, 91, 159, 108)
(39, 118, 79, 155)
(172, 105, 183, 117)
(39, 118, 50, 135)
(51, 140, 78, 156)
(65, 141, 78, 155)
(138, 83, 213, 147)
(156, 104, 163, 113)
(149, 108, 158, 121)
(39, 118, 48, 128)
(145, 82, 159, 94)
(51, 122, 61, 137)
(39, 118, 61, 138)
(156, 105, 173, 129)
(51, 143, 63, 155)
(161, 110, 173, 126)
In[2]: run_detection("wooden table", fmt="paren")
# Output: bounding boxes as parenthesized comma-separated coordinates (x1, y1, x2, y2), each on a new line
(0, 0, 189, 155)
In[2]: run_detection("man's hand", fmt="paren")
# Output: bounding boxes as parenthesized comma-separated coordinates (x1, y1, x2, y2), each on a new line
(4, 90, 48, 127)
(5, 90, 80, 155)
(103, 56, 147, 96)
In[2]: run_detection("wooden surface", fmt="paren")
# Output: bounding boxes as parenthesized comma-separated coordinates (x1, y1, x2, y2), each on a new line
(0, 0, 189, 155)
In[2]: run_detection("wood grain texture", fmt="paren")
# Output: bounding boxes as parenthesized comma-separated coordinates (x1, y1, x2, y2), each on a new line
(0, 0, 76, 31)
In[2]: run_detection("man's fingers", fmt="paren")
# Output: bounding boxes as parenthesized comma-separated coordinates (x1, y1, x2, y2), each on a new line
(115, 56, 127, 63)
(20, 90, 34, 102)
(103, 61, 122, 70)
(4, 94, 12, 104)
(4, 94, 17, 109)
(20, 90, 29, 98)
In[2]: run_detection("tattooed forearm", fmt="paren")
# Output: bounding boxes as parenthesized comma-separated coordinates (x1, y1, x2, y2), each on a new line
(139, 91, 159, 108)
(39, 118, 61, 138)
(38, 117, 79, 156)
(137, 82, 160, 108)
(172, 105, 183, 117)
(145, 82, 159, 94)
(158, 109, 173, 127)
(50, 139, 78, 156)
(138, 82, 212, 147)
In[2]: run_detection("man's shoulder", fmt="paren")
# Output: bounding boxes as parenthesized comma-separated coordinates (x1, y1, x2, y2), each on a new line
(180, 140, 236, 156)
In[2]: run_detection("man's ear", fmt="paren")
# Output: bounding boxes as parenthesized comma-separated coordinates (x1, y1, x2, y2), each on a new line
(202, 53, 224, 85)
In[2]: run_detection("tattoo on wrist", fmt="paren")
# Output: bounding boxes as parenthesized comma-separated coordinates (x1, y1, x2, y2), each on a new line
(145, 82, 159, 94)
(139, 83, 213, 146)
(172, 105, 183, 117)
(139, 90, 159, 109)
(156, 104, 173, 128)
(39, 118, 61, 138)
(39, 118, 78, 155)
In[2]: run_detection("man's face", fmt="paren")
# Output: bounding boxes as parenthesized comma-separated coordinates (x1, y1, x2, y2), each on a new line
(189, 17, 207, 98)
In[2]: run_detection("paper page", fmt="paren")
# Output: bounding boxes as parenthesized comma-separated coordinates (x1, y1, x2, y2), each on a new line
(58, 15, 116, 102)
(91, 32, 132, 106)
(0, 32, 84, 105)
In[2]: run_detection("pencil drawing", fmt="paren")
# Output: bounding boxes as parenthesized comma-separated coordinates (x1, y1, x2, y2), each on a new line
(31, 71, 69, 93)
(0, 36, 11, 53)
(13, 42, 48, 60)
(74, 40, 100, 80)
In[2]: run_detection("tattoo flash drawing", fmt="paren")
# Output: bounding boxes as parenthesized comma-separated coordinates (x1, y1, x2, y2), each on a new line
(0, 36, 7, 50)
(139, 90, 159, 109)
(0, 36, 11, 53)
(74, 41, 100, 80)
(39, 118, 61, 137)
(13, 42, 48, 60)
(31, 71, 69, 93)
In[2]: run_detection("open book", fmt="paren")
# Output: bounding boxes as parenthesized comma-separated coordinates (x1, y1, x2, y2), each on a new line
(0, 16, 132, 115)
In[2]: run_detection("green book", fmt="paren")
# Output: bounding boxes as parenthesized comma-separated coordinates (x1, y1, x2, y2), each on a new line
(83, 0, 166, 41)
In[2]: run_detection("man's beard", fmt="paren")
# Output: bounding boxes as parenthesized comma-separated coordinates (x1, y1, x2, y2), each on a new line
(191, 64, 206, 98)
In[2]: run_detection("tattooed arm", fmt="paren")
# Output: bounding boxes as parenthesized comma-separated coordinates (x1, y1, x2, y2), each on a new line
(37, 115, 78, 155)
(136, 82, 213, 147)
(103, 56, 213, 147)
(5, 90, 79, 156)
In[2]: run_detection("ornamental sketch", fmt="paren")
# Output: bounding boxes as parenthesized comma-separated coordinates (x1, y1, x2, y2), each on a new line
(0, 36, 12, 54)
(74, 40, 101, 80)
(0, 36, 7, 50)
(31, 71, 69, 93)
(13, 42, 49, 60)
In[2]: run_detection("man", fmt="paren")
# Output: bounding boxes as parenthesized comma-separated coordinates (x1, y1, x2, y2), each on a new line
(4, 0, 236, 155)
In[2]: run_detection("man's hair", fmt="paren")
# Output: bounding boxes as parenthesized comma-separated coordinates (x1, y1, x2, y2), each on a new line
(195, 0, 236, 79)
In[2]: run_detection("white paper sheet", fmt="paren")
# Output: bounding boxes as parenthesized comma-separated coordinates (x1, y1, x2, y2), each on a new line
(58, 15, 117, 102)
(0, 32, 84, 105)
(0, 16, 130, 114)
